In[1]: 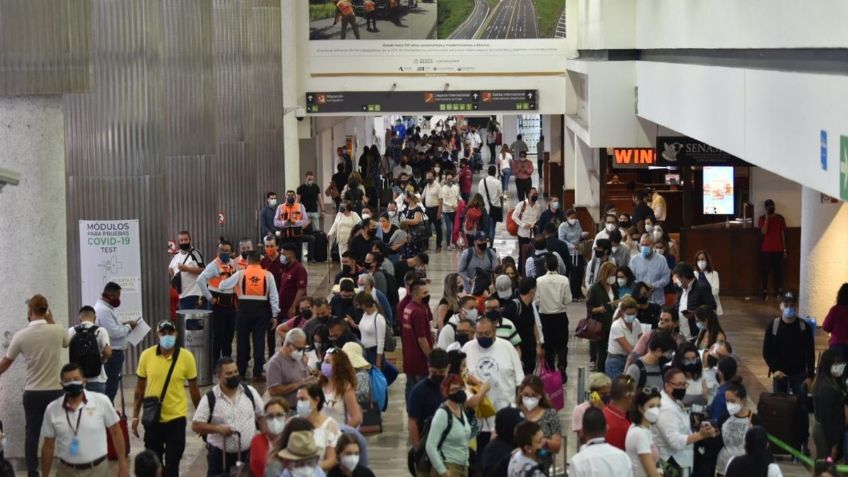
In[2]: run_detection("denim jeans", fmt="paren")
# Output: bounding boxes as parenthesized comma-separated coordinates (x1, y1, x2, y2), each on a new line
(500, 168, 511, 192)
(23, 390, 64, 477)
(104, 349, 125, 403)
(605, 354, 627, 379)
(306, 211, 320, 232)
(179, 296, 206, 310)
(442, 212, 455, 246)
(85, 381, 107, 394)
(486, 214, 497, 242)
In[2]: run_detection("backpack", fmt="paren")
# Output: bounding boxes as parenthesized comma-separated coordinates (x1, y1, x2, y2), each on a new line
(204, 383, 257, 442)
(407, 405, 454, 476)
(69, 325, 103, 378)
(368, 366, 388, 412)
(530, 252, 551, 278)
(345, 187, 365, 213)
(460, 247, 496, 275)
(771, 317, 807, 336)
(634, 359, 663, 388)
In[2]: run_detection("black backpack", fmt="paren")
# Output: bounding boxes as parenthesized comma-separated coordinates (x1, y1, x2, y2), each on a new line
(69, 325, 103, 378)
(203, 383, 258, 442)
(407, 405, 453, 476)
(531, 252, 551, 278)
(634, 359, 663, 388)
(345, 187, 365, 214)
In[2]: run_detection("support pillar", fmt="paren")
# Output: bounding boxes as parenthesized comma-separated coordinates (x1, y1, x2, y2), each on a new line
(0, 96, 68, 459)
(573, 135, 600, 219)
(799, 186, 848, 321)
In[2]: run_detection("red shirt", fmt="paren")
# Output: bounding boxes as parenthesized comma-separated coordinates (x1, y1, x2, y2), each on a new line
(757, 213, 786, 252)
(401, 301, 433, 376)
(603, 404, 630, 450)
(396, 294, 412, 328)
(823, 305, 848, 346)
(249, 433, 271, 477)
(278, 261, 307, 317)
(261, 254, 285, 288)
(459, 166, 472, 193)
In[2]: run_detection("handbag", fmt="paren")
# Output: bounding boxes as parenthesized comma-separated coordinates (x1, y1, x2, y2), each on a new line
(575, 317, 604, 341)
(141, 348, 181, 428)
(534, 359, 565, 410)
(169, 253, 193, 293)
(482, 177, 503, 223)
(469, 384, 496, 419)
(378, 313, 396, 352)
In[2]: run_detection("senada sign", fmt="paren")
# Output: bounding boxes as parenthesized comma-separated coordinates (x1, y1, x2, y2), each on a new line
(613, 148, 656, 169)
(656, 137, 748, 167)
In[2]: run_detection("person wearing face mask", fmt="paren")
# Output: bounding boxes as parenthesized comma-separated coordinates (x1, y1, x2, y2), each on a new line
(408, 349, 451, 446)
(354, 291, 388, 369)
(250, 398, 290, 477)
(607, 298, 645, 379)
(260, 191, 280, 238)
(571, 407, 633, 477)
(609, 230, 632, 269)
(92, 282, 138, 403)
(458, 231, 498, 292)
(168, 230, 206, 310)
(584, 238, 615, 292)
(536, 254, 572, 380)
(655, 368, 719, 477)
(510, 186, 542, 246)
(421, 170, 445, 253)
(296, 384, 342, 472)
(591, 213, 620, 250)
(625, 388, 662, 477)
(507, 421, 549, 477)
(275, 190, 311, 262)
(197, 240, 239, 363)
(628, 235, 670, 306)
(402, 280, 436, 397)
(693, 250, 723, 316)
(234, 238, 256, 271)
(191, 357, 264, 477)
(268, 328, 318, 408)
(40, 362, 129, 477)
(131, 321, 201, 477)
(298, 172, 322, 231)
(812, 348, 847, 461)
(762, 291, 815, 403)
(670, 343, 708, 409)
(462, 317, 524, 456)
(757, 199, 787, 300)
(328, 202, 362, 259)
(631, 190, 657, 228)
(437, 297, 479, 350)
(439, 173, 461, 251)
(511, 150, 534, 201)
(423, 374, 473, 477)
(218, 251, 281, 379)
(537, 196, 565, 235)
(715, 383, 759, 476)
(625, 330, 675, 390)
(328, 433, 374, 477)
(672, 262, 717, 341)
(586, 261, 619, 372)
(378, 212, 406, 261)
(516, 375, 563, 470)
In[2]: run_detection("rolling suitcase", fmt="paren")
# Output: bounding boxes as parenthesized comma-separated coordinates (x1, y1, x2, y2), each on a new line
(757, 392, 805, 454)
(312, 231, 328, 262)
(107, 376, 131, 460)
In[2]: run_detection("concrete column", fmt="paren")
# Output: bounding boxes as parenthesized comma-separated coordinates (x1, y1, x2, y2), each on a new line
(0, 96, 68, 459)
(799, 186, 848, 321)
(281, 2, 301, 191)
(573, 135, 600, 219)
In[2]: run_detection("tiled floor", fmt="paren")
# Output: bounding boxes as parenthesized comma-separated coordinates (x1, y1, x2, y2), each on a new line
(18, 169, 815, 476)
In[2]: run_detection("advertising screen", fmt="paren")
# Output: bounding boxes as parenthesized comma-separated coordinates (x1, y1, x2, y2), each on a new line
(702, 166, 734, 215)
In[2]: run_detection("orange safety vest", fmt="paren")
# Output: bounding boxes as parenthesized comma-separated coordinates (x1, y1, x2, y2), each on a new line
(337, 0, 354, 16)
(364, 1, 376, 12)
(237, 265, 268, 300)
(208, 258, 235, 293)
(280, 202, 303, 223)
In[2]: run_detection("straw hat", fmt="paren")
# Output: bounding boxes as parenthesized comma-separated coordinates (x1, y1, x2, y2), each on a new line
(342, 342, 371, 370)
(277, 431, 320, 461)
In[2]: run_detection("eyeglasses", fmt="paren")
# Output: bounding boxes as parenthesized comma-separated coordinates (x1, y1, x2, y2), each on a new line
(640, 386, 660, 394)
(670, 381, 689, 389)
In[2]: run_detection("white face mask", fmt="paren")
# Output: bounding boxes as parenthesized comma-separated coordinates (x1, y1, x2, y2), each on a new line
(268, 199, 278, 207)
(341, 454, 359, 471)
(296, 399, 312, 417)
(653, 230, 663, 240)
(644, 406, 660, 424)
(697, 260, 707, 271)
(466, 308, 479, 322)
(617, 278, 627, 287)
(605, 223, 616, 232)
(726, 402, 743, 416)
(291, 349, 304, 361)
(522, 396, 540, 411)
(567, 218, 577, 225)
(388, 211, 397, 218)
(611, 246, 619, 253)
(291, 467, 315, 477)
(266, 417, 286, 435)
(607, 276, 617, 285)
(654, 248, 665, 256)
(644, 224, 654, 233)
(361, 213, 371, 220)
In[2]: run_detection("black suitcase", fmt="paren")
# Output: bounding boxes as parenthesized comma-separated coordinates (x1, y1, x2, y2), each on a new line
(312, 232, 328, 262)
(331, 239, 340, 262)
(757, 392, 805, 454)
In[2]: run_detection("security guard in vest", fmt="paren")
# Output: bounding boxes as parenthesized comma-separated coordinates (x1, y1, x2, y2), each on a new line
(197, 240, 238, 363)
(218, 251, 280, 380)
(333, 0, 360, 40)
(235, 238, 255, 271)
(274, 190, 312, 263)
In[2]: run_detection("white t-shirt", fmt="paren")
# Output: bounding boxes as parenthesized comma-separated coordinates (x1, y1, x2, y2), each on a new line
(67, 322, 110, 383)
(462, 338, 525, 416)
(41, 391, 120, 464)
(422, 181, 442, 209)
(436, 314, 462, 350)
(439, 184, 460, 212)
(499, 152, 514, 171)
(608, 318, 643, 355)
(625, 425, 658, 477)
(169, 249, 204, 298)
(359, 310, 387, 354)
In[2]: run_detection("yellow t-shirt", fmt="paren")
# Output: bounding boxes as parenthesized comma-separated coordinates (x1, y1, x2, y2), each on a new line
(136, 346, 197, 423)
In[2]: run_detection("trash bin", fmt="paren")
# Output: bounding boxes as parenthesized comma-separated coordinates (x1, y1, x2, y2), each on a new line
(175, 309, 213, 386)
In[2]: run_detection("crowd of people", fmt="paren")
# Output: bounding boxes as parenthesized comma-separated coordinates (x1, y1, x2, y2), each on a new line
(1, 116, 847, 477)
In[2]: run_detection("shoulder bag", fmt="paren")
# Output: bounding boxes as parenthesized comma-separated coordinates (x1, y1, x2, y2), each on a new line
(141, 348, 181, 428)
(482, 178, 503, 223)
(169, 253, 192, 293)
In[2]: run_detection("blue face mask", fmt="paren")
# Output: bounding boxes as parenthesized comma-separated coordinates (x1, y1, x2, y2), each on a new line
(641, 246, 652, 258)
(218, 253, 231, 263)
(160, 335, 176, 350)
(783, 307, 795, 319)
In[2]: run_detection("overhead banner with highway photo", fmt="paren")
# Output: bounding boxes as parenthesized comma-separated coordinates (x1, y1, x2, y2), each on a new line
(308, 0, 567, 75)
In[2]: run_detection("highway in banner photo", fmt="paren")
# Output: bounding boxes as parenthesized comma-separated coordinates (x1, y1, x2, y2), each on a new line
(448, 0, 541, 39)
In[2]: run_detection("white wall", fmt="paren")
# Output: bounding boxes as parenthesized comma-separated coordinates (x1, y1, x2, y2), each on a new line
(750, 168, 802, 227)
(577, 0, 635, 50)
(799, 187, 848, 321)
(637, 61, 848, 198)
(636, 0, 848, 49)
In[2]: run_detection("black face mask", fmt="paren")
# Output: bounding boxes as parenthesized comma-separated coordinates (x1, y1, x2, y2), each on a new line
(671, 388, 687, 401)
(682, 361, 701, 374)
(225, 376, 241, 389)
(430, 374, 445, 385)
(421, 295, 431, 305)
(456, 333, 470, 346)
(300, 309, 313, 320)
(448, 390, 468, 404)
(179, 243, 190, 251)
(594, 250, 605, 259)
(63, 382, 84, 398)
(476, 243, 487, 251)
(342, 265, 352, 273)
(530, 195, 538, 202)
(766, 206, 775, 214)
(477, 337, 494, 348)
(240, 252, 248, 259)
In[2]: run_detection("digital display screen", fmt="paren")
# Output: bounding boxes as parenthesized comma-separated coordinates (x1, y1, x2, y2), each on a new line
(702, 166, 734, 215)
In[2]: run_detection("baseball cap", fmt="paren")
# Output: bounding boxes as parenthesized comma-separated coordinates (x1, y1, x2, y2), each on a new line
(495, 275, 513, 299)
(474, 231, 487, 242)
(780, 291, 796, 304)
(157, 320, 176, 332)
